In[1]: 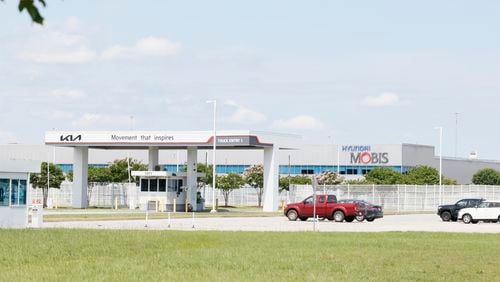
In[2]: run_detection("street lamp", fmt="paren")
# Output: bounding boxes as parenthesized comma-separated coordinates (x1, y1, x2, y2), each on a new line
(434, 126, 443, 205)
(328, 135, 340, 175)
(206, 100, 217, 213)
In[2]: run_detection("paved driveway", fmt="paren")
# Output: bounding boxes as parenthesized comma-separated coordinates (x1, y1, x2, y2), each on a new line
(44, 214, 500, 233)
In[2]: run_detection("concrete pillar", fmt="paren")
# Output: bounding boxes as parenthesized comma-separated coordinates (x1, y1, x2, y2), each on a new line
(72, 147, 88, 208)
(263, 145, 279, 212)
(187, 147, 198, 210)
(148, 147, 159, 171)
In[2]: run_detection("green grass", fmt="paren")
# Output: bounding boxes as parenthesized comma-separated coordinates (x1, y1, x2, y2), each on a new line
(0, 230, 498, 281)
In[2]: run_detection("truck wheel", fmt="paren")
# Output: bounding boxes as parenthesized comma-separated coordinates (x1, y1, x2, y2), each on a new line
(462, 214, 472, 224)
(299, 217, 308, 221)
(366, 218, 375, 222)
(333, 211, 345, 222)
(345, 217, 354, 222)
(355, 215, 365, 222)
(286, 210, 298, 221)
(440, 211, 452, 222)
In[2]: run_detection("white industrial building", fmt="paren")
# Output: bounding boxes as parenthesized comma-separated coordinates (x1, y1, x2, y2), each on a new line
(2, 141, 500, 186)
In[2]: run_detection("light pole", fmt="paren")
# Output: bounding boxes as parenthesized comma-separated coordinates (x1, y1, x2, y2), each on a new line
(454, 112, 459, 158)
(328, 135, 340, 175)
(206, 100, 217, 213)
(434, 126, 443, 205)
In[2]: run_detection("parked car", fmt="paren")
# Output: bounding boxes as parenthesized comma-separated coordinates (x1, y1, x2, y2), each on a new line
(458, 201, 500, 224)
(284, 194, 365, 222)
(338, 199, 384, 222)
(437, 198, 485, 221)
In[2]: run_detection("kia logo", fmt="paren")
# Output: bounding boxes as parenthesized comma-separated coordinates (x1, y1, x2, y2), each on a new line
(60, 134, 82, 142)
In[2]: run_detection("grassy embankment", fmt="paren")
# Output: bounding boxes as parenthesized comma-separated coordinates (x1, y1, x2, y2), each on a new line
(0, 229, 498, 281)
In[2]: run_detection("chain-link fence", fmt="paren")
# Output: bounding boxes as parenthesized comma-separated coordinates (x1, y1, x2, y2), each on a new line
(286, 184, 500, 212)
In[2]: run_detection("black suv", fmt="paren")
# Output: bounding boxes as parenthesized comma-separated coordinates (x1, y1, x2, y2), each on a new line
(437, 198, 485, 221)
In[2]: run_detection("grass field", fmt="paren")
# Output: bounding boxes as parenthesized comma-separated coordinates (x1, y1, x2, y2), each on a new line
(1, 230, 499, 281)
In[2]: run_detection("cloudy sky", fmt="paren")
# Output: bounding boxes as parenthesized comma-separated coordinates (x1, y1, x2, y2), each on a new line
(1, 1, 500, 159)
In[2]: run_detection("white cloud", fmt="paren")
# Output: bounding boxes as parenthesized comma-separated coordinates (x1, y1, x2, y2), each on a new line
(363, 92, 399, 107)
(71, 113, 132, 128)
(101, 36, 181, 60)
(222, 100, 267, 124)
(272, 115, 323, 130)
(20, 50, 96, 64)
(18, 27, 96, 64)
(0, 130, 18, 144)
(47, 110, 75, 120)
(47, 88, 87, 99)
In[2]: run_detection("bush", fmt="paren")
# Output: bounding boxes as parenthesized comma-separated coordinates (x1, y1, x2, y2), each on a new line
(472, 168, 500, 185)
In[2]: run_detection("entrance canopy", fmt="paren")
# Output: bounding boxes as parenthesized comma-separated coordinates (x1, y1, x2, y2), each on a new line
(45, 130, 301, 150)
(44, 130, 302, 212)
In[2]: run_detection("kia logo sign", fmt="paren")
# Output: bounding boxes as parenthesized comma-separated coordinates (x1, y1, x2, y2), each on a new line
(350, 152, 389, 164)
(59, 134, 82, 142)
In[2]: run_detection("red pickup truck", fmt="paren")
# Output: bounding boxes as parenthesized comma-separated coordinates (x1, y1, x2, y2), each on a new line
(284, 194, 365, 222)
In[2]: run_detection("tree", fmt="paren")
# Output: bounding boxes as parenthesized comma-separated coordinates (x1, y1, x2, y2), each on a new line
(404, 166, 440, 185)
(244, 164, 264, 207)
(364, 168, 404, 184)
(1, 0, 46, 25)
(316, 171, 343, 185)
(279, 175, 312, 191)
(196, 163, 213, 188)
(30, 162, 64, 207)
(472, 168, 500, 185)
(217, 173, 245, 207)
(65, 167, 112, 183)
(108, 158, 147, 183)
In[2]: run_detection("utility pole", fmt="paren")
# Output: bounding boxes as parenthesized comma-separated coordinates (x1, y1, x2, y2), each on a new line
(454, 112, 459, 158)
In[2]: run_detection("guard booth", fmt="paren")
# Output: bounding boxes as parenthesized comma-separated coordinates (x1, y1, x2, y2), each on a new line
(0, 160, 40, 228)
(132, 171, 205, 212)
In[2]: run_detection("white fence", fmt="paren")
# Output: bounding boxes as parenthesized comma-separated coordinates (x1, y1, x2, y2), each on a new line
(287, 184, 500, 212)
(30, 182, 136, 208)
(30, 182, 500, 212)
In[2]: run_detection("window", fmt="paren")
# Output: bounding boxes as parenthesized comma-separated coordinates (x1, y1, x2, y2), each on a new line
(319, 195, 325, 203)
(158, 179, 166, 192)
(327, 195, 336, 203)
(301, 169, 314, 175)
(168, 179, 183, 192)
(141, 179, 148, 192)
(10, 179, 18, 206)
(149, 179, 158, 192)
(304, 196, 313, 204)
(0, 179, 9, 206)
(456, 200, 467, 208)
(19, 180, 27, 205)
(346, 168, 358, 175)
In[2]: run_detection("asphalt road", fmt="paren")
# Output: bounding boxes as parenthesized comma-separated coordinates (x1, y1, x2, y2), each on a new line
(44, 214, 500, 233)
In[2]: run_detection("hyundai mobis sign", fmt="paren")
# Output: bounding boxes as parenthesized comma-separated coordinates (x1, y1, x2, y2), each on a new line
(342, 145, 390, 165)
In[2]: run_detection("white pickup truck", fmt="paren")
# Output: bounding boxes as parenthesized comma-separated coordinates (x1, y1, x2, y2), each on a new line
(458, 201, 500, 224)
